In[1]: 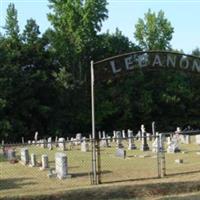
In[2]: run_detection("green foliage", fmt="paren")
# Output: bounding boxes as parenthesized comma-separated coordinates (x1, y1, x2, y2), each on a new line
(134, 9, 174, 50)
(4, 3, 20, 41)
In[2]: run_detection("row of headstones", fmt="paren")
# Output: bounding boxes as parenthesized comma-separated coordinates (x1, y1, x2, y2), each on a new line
(20, 148, 68, 179)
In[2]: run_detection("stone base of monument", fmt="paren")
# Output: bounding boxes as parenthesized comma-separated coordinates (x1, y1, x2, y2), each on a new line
(57, 174, 72, 180)
(140, 144, 150, 151)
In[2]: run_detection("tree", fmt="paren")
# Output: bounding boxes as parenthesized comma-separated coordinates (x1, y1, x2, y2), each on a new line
(22, 19, 40, 44)
(134, 9, 174, 50)
(47, 0, 108, 80)
(4, 3, 20, 41)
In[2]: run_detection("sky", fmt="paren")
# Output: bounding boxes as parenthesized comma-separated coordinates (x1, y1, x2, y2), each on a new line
(1, 0, 200, 54)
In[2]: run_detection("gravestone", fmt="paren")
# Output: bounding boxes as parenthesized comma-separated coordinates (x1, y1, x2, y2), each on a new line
(89, 134, 92, 141)
(21, 137, 24, 144)
(41, 139, 47, 148)
(47, 137, 53, 150)
(146, 133, 152, 141)
(167, 136, 171, 145)
(112, 130, 116, 142)
(152, 121, 156, 138)
(81, 138, 89, 152)
(98, 131, 102, 139)
(140, 125, 150, 151)
(30, 153, 36, 167)
(21, 148, 29, 165)
(167, 134, 180, 153)
(58, 138, 66, 151)
(41, 154, 48, 170)
(128, 130, 136, 150)
(107, 135, 111, 147)
(55, 152, 68, 179)
(116, 148, 126, 159)
(152, 132, 161, 153)
(55, 136, 58, 147)
(7, 149, 16, 160)
(100, 132, 108, 147)
(34, 131, 38, 142)
(75, 133, 82, 145)
(116, 131, 124, 148)
(196, 135, 200, 145)
(122, 130, 126, 139)
(185, 135, 191, 144)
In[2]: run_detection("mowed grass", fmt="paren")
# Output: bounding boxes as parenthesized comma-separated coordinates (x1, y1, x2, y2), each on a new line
(1, 137, 200, 199)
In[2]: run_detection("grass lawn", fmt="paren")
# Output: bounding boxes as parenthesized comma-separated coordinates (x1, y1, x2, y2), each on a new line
(1, 137, 200, 199)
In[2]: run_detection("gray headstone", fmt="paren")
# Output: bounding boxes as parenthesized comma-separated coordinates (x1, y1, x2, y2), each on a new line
(140, 125, 150, 151)
(116, 131, 124, 148)
(116, 148, 126, 159)
(7, 149, 16, 160)
(21, 148, 29, 165)
(128, 130, 136, 150)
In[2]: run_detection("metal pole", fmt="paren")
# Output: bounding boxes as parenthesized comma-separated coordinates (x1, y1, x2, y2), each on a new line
(156, 134, 161, 178)
(91, 60, 97, 184)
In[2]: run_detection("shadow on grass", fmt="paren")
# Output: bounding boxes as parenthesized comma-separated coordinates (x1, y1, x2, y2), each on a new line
(103, 176, 159, 184)
(3, 179, 200, 200)
(166, 169, 200, 177)
(71, 170, 112, 178)
(0, 178, 37, 190)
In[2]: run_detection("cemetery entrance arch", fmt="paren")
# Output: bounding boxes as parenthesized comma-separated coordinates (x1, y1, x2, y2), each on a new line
(90, 50, 200, 184)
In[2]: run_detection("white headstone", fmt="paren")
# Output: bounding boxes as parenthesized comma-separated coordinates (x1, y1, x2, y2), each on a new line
(167, 134, 180, 153)
(47, 137, 53, 150)
(98, 131, 102, 139)
(196, 135, 200, 145)
(41, 154, 48, 169)
(58, 138, 66, 151)
(75, 133, 82, 145)
(30, 153, 36, 167)
(34, 131, 38, 141)
(55, 152, 68, 179)
(122, 130, 126, 138)
(81, 138, 89, 152)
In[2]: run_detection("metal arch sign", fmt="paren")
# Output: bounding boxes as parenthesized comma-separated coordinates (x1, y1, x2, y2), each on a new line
(93, 51, 200, 81)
